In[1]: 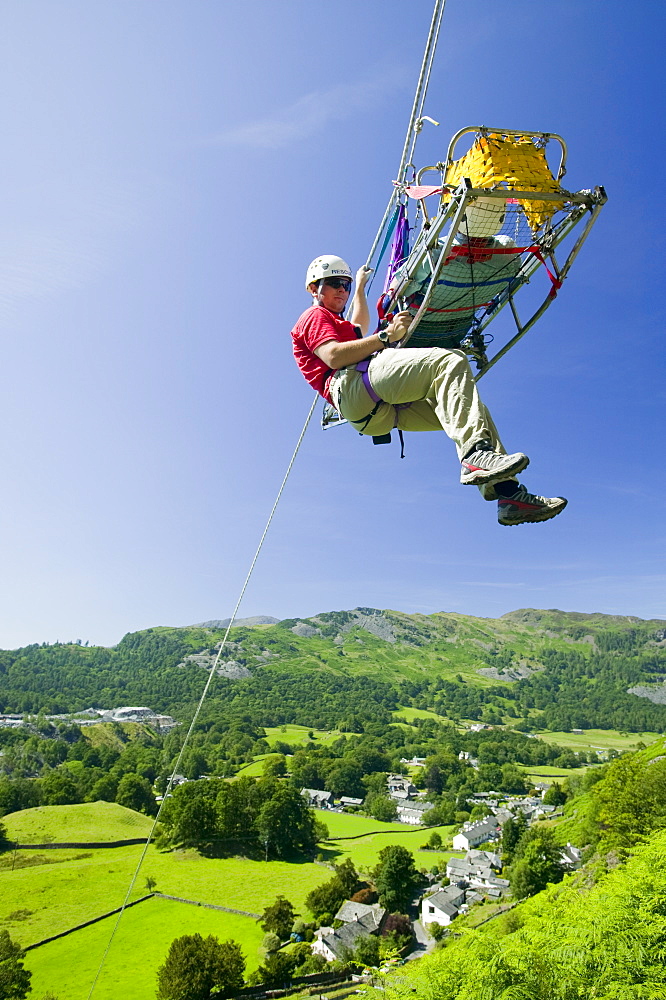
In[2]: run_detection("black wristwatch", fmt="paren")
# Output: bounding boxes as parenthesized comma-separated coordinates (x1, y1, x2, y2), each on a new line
(377, 324, 390, 347)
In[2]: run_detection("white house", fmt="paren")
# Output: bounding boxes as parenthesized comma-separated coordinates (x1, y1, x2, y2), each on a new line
(452, 817, 499, 851)
(396, 800, 432, 825)
(421, 887, 464, 927)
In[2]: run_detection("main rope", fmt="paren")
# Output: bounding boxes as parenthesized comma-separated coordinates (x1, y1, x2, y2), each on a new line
(86, 394, 318, 998)
(364, 0, 447, 273)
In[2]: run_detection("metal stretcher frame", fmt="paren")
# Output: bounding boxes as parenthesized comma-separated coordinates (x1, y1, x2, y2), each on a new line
(389, 181, 607, 380)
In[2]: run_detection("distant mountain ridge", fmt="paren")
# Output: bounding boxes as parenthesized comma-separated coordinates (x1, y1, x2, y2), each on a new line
(1, 607, 665, 730)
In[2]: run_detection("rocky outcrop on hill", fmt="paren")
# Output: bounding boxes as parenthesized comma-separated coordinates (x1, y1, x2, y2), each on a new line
(192, 616, 279, 628)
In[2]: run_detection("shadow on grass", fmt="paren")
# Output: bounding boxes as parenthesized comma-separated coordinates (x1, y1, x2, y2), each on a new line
(162, 838, 340, 865)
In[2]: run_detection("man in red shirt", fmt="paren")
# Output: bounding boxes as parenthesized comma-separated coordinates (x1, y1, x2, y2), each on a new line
(291, 255, 566, 526)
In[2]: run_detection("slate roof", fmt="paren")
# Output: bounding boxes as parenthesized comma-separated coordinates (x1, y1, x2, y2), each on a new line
(335, 901, 385, 929)
(320, 920, 372, 959)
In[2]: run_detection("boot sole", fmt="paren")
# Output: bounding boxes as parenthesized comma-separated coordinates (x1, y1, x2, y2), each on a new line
(499, 498, 568, 526)
(461, 453, 530, 486)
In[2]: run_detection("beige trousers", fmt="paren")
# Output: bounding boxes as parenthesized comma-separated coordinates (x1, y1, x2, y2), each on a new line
(330, 347, 512, 500)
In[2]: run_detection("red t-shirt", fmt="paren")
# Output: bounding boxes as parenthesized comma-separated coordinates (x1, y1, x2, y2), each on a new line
(291, 305, 360, 404)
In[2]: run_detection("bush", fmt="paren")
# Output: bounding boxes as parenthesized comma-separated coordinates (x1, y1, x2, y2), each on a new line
(262, 933, 281, 954)
(428, 921, 446, 941)
(350, 887, 378, 905)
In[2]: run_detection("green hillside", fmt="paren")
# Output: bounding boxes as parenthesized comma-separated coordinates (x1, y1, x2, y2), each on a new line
(1, 607, 665, 735)
(392, 826, 666, 1000)
(2, 801, 153, 844)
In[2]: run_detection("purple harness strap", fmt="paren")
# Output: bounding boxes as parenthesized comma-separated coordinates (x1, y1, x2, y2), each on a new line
(355, 358, 382, 404)
(355, 357, 412, 431)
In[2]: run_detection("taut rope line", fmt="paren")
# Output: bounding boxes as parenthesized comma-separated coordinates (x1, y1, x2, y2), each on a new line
(86, 394, 318, 998)
(364, 0, 447, 271)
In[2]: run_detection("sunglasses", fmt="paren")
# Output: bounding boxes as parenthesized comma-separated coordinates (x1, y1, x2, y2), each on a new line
(323, 277, 352, 290)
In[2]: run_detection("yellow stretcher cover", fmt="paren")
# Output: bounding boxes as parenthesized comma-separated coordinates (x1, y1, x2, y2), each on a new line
(444, 133, 565, 232)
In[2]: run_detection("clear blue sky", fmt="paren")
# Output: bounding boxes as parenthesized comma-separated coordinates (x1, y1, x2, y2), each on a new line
(0, 0, 664, 648)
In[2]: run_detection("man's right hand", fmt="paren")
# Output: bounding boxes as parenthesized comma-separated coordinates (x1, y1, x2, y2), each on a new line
(386, 311, 413, 342)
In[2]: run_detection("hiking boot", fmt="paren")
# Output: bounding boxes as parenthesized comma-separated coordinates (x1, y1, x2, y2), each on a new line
(498, 486, 568, 526)
(460, 446, 529, 486)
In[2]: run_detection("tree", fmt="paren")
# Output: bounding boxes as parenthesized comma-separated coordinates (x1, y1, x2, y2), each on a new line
(365, 793, 397, 822)
(383, 913, 412, 942)
(501, 813, 528, 862)
(543, 782, 567, 806)
(373, 846, 421, 912)
(324, 760, 364, 799)
(145, 876, 157, 893)
(262, 754, 287, 778)
(252, 950, 298, 988)
(86, 773, 118, 803)
(156, 934, 245, 1000)
(0, 930, 32, 1000)
(115, 773, 157, 816)
(509, 827, 567, 900)
(255, 785, 316, 857)
(306, 876, 347, 922)
(260, 896, 297, 941)
(261, 933, 281, 954)
(499, 763, 528, 795)
(334, 859, 360, 897)
(427, 831, 442, 850)
(347, 933, 380, 968)
(40, 768, 80, 806)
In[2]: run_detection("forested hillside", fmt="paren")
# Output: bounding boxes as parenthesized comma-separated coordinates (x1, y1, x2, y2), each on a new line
(1, 607, 665, 732)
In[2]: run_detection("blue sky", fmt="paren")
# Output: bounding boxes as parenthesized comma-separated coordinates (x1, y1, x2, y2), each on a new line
(0, 0, 664, 648)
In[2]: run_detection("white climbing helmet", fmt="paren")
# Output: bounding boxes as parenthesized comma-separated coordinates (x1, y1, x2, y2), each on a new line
(458, 197, 507, 238)
(305, 255, 353, 291)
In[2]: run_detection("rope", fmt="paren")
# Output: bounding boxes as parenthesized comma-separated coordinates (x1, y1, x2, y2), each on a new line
(363, 0, 448, 278)
(86, 394, 319, 999)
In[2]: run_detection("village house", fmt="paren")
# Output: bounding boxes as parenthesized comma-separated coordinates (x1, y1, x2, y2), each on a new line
(301, 788, 333, 809)
(421, 887, 463, 927)
(560, 842, 583, 867)
(335, 901, 386, 931)
(312, 921, 372, 962)
(452, 816, 499, 851)
(339, 796, 364, 810)
(445, 852, 510, 898)
(395, 799, 433, 825)
(387, 775, 418, 800)
(313, 902, 386, 962)
(491, 806, 514, 826)
(467, 849, 502, 870)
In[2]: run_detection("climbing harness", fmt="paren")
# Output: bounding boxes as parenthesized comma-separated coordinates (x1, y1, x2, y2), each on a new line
(338, 356, 409, 456)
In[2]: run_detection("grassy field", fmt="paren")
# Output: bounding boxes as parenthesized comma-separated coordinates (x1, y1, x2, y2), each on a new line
(2, 802, 153, 844)
(317, 810, 455, 874)
(24, 896, 264, 1000)
(392, 707, 447, 724)
(535, 729, 662, 752)
(518, 764, 588, 780)
(235, 754, 275, 777)
(263, 724, 342, 747)
(0, 840, 329, 948)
